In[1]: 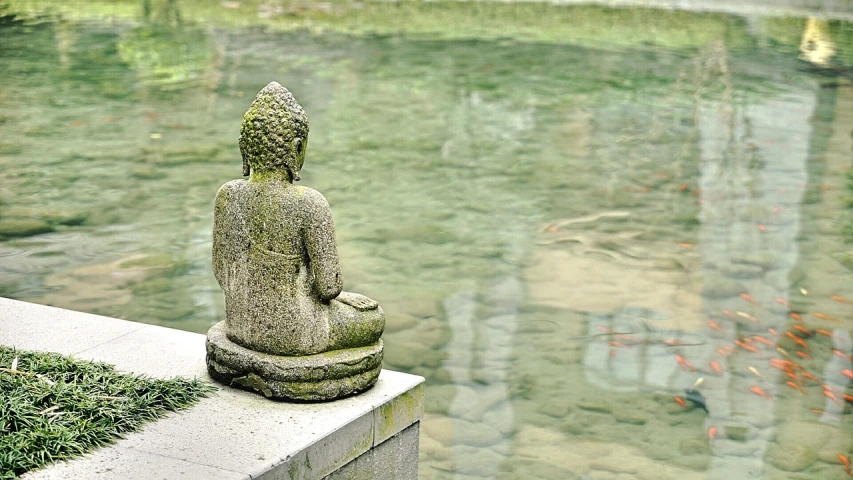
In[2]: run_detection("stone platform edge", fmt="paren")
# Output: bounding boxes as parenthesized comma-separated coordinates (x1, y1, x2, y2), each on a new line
(0, 297, 424, 480)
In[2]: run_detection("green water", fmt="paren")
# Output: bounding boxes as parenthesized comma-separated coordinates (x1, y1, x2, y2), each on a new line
(2, 1, 853, 478)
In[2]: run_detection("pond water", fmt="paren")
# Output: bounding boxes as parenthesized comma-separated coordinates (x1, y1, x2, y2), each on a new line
(2, 1, 853, 478)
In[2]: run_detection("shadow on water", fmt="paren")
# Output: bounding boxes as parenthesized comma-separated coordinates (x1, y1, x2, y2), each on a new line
(1, 1, 853, 478)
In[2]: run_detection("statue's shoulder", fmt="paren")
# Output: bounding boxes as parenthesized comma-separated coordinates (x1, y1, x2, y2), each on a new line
(293, 186, 330, 208)
(216, 179, 248, 199)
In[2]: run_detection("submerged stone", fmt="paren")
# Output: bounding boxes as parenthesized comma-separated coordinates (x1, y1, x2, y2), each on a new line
(0, 219, 53, 238)
(206, 82, 385, 401)
(766, 442, 818, 472)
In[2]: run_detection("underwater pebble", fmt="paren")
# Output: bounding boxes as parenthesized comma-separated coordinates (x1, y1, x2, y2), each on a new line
(0, 219, 54, 238)
(577, 399, 613, 414)
(536, 398, 572, 418)
(766, 443, 818, 472)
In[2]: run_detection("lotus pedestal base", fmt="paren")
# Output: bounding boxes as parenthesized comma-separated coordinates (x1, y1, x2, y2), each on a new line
(205, 321, 383, 401)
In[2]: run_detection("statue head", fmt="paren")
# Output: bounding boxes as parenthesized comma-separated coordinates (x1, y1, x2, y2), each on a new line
(239, 82, 309, 180)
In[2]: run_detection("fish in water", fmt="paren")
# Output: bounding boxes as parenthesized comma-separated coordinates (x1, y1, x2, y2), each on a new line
(684, 388, 708, 413)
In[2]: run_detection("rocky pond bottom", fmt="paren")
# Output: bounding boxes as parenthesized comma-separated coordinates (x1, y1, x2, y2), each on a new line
(1, 1, 853, 478)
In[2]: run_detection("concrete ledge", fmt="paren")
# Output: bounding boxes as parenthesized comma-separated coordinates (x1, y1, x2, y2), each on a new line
(0, 297, 424, 480)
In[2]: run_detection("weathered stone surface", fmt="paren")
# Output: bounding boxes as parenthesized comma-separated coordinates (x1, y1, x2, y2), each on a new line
(207, 82, 385, 401)
(206, 321, 382, 401)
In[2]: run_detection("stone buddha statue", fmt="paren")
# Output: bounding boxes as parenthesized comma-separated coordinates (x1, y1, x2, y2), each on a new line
(206, 82, 385, 401)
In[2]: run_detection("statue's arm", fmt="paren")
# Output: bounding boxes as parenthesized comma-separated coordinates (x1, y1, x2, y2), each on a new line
(212, 183, 232, 289)
(303, 189, 343, 301)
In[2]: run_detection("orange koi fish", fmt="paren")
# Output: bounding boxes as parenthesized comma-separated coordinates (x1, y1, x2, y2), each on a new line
(735, 340, 758, 353)
(769, 360, 788, 372)
(802, 372, 819, 382)
(595, 325, 614, 333)
(722, 309, 734, 319)
(775, 297, 788, 307)
(844, 394, 853, 404)
(842, 369, 853, 380)
(716, 348, 730, 357)
(811, 409, 834, 416)
(609, 340, 626, 348)
(786, 381, 804, 394)
(816, 329, 832, 337)
(740, 293, 759, 304)
(674, 396, 686, 408)
(839, 454, 850, 468)
(753, 335, 775, 347)
(792, 324, 813, 336)
(768, 328, 779, 336)
(830, 295, 853, 305)
(609, 348, 617, 358)
(749, 386, 772, 399)
(790, 312, 802, 322)
(814, 312, 841, 322)
(663, 339, 684, 346)
(707, 320, 721, 330)
(707, 426, 717, 440)
(770, 358, 803, 370)
(710, 360, 723, 375)
(785, 332, 809, 350)
(833, 350, 851, 361)
(796, 351, 813, 360)
(823, 384, 839, 394)
(822, 390, 842, 406)
(675, 355, 694, 370)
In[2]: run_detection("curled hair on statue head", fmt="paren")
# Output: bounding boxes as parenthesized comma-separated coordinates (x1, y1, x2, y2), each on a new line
(238, 82, 309, 180)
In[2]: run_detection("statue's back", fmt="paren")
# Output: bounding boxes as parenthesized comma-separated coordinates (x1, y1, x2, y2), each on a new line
(214, 180, 330, 355)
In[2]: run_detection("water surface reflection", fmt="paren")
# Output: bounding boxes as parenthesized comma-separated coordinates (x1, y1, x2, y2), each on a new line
(1, 2, 852, 478)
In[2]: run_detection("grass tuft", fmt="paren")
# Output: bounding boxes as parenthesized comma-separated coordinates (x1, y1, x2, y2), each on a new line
(0, 346, 215, 479)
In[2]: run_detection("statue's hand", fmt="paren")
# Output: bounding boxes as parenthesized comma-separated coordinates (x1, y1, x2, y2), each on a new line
(336, 291, 379, 311)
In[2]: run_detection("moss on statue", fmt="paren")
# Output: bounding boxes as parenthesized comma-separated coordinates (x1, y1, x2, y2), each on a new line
(206, 82, 385, 401)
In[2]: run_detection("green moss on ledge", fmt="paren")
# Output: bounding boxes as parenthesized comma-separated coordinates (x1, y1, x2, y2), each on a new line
(0, 346, 215, 479)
